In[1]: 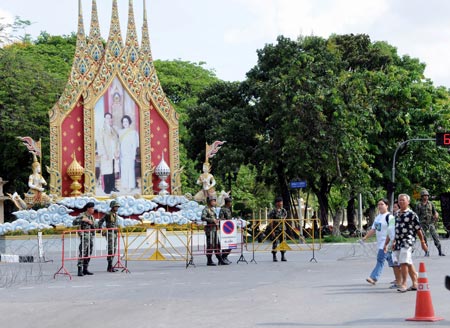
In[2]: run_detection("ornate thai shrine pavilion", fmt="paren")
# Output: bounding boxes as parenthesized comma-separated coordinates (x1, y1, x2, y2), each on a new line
(48, 0, 181, 199)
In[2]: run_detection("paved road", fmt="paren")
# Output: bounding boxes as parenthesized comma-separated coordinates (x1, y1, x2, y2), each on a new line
(1, 240, 449, 328)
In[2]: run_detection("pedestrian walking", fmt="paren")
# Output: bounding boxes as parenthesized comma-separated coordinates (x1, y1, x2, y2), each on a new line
(415, 189, 445, 256)
(384, 194, 428, 292)
(363, 198, 393, 285)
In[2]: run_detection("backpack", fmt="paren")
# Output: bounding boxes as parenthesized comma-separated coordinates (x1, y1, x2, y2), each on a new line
(385, 213, 393, 225)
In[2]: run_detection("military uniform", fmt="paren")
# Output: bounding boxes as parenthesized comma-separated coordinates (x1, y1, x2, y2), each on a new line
(415, 199, 443, 256)
(201, 198, 226, 266)
(218, 201, 233, 264)
(98, 201, 120, 272)
(72, 203, 96, 276)
(268, 205, 287, 261)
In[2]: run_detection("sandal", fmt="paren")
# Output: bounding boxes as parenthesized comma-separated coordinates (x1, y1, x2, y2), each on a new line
(366, 277, 376, 285)
(407, 286, 418, 291)
(397, 287, 407, 293)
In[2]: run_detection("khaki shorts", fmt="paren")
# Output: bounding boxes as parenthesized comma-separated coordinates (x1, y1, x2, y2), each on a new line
(394, 247, 413, 265)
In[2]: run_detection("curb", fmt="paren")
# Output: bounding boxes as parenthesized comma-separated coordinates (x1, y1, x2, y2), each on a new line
(0, 254, 35, 263)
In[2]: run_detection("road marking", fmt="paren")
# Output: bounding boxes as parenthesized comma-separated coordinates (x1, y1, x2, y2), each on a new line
(72, 285, 94, 288)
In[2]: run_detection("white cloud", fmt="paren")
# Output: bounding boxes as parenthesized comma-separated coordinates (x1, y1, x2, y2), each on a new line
(0, 9, 14, 23)
(224, 0, 390, 43)
(0, 9, 15, 45)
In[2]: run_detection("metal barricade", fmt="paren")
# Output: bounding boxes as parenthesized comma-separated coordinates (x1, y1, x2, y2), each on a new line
(188, 219, 248, 266)
(54, 227, 127, 280)
(121, 224, 193, 266)
(244, 217, 322, 262)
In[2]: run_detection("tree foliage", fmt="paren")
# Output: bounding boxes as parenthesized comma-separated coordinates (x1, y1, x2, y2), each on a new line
(0, 34, 219, 218)
(0, 40, 72, 191)
(187, 34, 450, 230)
(154, 59, 219, 195)
(1, 29, 450, 231)
(0, 16, 31, 45)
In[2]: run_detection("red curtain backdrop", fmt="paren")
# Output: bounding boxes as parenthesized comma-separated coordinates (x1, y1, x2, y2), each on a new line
(61, 102, 85, 196)
(150, 104, 170, 193)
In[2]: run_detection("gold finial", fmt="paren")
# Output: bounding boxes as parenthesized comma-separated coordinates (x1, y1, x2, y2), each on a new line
(67, 152, 85, 196)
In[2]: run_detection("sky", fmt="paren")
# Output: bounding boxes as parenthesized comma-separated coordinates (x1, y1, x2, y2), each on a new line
(1, 0, 450, 88)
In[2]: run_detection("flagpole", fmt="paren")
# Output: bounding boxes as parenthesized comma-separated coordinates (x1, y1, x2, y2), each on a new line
(39, 138, 42, 169)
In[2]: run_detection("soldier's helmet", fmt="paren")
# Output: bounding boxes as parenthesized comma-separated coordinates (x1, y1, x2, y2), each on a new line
(206, 196, 217, 203)
(83, 202, 95, 211)
(110, 200, 121, 208)
(420, 189, 430, 197)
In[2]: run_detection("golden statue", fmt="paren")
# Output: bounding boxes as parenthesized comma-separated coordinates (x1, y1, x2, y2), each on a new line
(7, 136, 53, 210)
(193, 141, 225, 203)
(24, 155, 52, 207)
(194, 162, 217, 203)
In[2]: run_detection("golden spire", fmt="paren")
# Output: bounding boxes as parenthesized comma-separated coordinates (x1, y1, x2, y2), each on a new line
(141, 0, 152, 59)
(125, 0, 140, 64)
(74, 0, 87, 77)
(88, 0, 104, 63)
(77, 0, 85, 38)
(107, 0, 123, 48)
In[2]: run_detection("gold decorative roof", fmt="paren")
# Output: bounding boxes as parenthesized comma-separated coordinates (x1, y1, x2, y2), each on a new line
(49, 0, 181, 196)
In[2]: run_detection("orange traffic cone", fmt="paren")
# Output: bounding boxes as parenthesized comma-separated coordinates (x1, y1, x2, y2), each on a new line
(406, 262, 443, 322)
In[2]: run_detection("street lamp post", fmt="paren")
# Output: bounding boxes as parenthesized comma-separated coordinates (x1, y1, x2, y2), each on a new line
(390, 138, 435, 211)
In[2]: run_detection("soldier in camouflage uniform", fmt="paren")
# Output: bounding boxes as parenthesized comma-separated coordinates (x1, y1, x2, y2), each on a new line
(218, 197, 233, 264)
(268, 197, 288, 262)
(415, 189, 445, 256)
(98, 200, 120, 272)
(201, 196, 227, 266)
(72, 202, 96, 276)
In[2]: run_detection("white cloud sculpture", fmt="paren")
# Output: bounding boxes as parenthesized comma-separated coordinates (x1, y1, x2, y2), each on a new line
(0, 195, 208, 235)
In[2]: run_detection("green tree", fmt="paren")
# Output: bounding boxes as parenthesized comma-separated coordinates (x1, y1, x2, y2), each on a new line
(0, 34, 75, 220)
(0, 16, 31, 45)
(243, 34, 450, 231)
(0, 46, 65, 193)
(0, 37, 219, 209)
(185, 81, 257, 194)
(154, 59, 219, 195)
(244, 35, 376, 227)
(359, 48, 450, 209)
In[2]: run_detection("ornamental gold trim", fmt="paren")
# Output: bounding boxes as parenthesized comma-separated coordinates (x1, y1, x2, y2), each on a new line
(49, 0, 180, 196)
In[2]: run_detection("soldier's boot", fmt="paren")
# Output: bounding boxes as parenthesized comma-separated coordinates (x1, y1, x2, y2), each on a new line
(77, 266, 84, 277)
(222, 254, 231, 264)
(424, 240, 430, 256)
(272, 252, 278, 262)
(107, 260, 118, 272)
(438, 246, 446, 256)
(82, 266, 94, 275)
(217, 254, 228, 265)
(206, 255, 216, 266)
(281, 252, 287, 262)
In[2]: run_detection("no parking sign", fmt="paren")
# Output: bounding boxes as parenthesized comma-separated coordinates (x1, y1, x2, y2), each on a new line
(220, 220, 238, 249)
